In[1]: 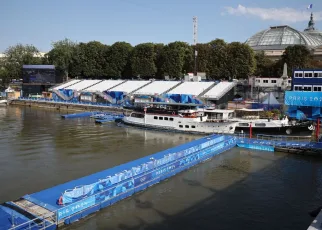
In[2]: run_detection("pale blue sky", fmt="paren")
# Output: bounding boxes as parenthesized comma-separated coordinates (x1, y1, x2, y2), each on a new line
(0, 0, 321, 52)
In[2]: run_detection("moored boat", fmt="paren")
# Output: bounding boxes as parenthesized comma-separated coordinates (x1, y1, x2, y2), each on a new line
(121, 102, 238, 134)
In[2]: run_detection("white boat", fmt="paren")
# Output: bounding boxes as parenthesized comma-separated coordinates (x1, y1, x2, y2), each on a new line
(0, 99, 7, 107)
(122, 103, 238, 134)
(199, 108, 310, 135)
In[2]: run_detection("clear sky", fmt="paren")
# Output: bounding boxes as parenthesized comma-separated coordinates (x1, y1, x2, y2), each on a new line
(1, 0, 322, 52)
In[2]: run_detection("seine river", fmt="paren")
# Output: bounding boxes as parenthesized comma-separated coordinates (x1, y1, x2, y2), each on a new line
(0, 106, 322, 230)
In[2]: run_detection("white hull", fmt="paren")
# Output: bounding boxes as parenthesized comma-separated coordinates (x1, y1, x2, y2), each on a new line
(123, 113, 237, 134)
(0, 100, 7, 107)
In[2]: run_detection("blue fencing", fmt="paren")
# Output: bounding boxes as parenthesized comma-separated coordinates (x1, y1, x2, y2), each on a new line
(105, 91, 124, 104)
(55, 135, 236, 223)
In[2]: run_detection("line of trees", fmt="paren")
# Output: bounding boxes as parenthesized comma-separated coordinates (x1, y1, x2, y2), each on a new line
(0, 38, 320, 87)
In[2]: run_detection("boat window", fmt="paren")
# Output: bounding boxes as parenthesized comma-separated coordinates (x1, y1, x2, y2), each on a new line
(159, 117, 163, 120)
(179, 125, 183, 128)
(164, 117, 169, 120)
(131, 113, 145, 118)
(185, 125, 189, 128)
(228, 112, 234, 119)
(239, 123, 249, 127)
(154, 116, 158, 119)
(191, 125, 196, 128)
(255, 123, 266, 127)
(170, 118, 174, 121)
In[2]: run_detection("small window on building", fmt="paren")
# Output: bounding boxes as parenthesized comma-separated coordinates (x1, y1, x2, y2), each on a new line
(170, 118, 174, 121)
(299, 73, 303, 77)
(309, 73, 313, 77)
(314, 73, 318, 78)
(314, 86, 322, 92)
(271, 80, 276, 83)
(305, 73, 309, 77)
(303, 86, 312, 91)
(179, 125, 183, 128)
(319, 73, 322, 78)
(154, 116, 158, 119)
(185, 125, 189, 128)
(191, 125, 196, 128)
(295, 73, 299, 77)
(159, 117, 163, 120)
(263, 80, 268, 83)
(164, 117, 169, 120)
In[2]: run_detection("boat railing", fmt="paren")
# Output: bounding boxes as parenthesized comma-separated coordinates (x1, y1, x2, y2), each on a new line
(8, 212, 56, 230)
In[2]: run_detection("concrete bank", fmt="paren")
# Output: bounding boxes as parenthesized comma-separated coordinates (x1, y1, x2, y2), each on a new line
(9, 99, 129, 114)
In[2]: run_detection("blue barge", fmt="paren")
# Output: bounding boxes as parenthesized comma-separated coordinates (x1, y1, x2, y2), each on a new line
(0, 134, 236, 229)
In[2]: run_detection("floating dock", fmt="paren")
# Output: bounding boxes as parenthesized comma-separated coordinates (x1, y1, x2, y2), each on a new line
(0, 134, 236, 229)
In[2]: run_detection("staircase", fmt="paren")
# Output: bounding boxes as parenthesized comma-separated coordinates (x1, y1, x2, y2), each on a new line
(95, 91, 114, 103)
(52, 89, 74, 101)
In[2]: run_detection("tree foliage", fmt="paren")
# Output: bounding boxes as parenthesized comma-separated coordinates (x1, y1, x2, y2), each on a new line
(3, 44, 40, 80)
(47, 38, 77, 80)
(104, 42, 132, 79)
(282, 45, 312, 75)
(162, 41, 192, 78)
(131, 43, 157, 78)
(226, 42, 256, 79)
(254, 51, 275, 77)
(206, 39, 228, 79)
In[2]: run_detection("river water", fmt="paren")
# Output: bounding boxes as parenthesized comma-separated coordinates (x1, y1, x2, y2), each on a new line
(0, 106, 322, 230)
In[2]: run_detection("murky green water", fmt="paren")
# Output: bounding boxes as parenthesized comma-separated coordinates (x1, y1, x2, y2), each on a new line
(0, 106, 321, 230)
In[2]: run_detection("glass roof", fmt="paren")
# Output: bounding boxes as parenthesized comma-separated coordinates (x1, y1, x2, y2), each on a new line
(246, 25, 322, 50)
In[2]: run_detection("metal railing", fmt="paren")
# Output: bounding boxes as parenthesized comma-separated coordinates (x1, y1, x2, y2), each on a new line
(8, 212, 55, 230)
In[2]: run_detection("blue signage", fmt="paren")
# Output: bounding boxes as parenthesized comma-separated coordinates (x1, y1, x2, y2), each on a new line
(57, 196, 96, 221)
(285, 91, 322, 107)
(237, 143, 274, 152)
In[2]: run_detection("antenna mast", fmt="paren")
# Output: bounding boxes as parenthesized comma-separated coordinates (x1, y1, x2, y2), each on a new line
(193, 16, 198, 76)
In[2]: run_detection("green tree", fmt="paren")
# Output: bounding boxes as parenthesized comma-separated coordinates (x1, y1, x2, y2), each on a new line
(154, 43, 165, 79)
(254, 51, 275, 77)
(3, 44, 40, 80)
(282, 45, 312, 75)
(47, 38, 78, 81)
(206, 39, 228, 79)
(131, 43, 157, 78)
(193, 43, 211, 73)
(226, 42, 256, 80)
(163, 41, 192, 78)
(104, 42, 132, 78)
(77, 41, 109, 78)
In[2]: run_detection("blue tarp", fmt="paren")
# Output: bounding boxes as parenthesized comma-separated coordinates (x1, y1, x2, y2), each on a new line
(286, 109, 307, 120)
(106, 91, 124, 104)
(164, 94, 202, 104)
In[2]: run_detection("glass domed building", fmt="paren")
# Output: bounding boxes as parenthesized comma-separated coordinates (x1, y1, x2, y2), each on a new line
(245, 13, 322, 60)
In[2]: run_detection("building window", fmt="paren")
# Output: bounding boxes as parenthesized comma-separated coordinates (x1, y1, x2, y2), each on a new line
(314, 73, 318, 78)
(294, 85, 302, 91)
(154, 116, 158, 119)
(169, 118, 174, 121)
(263, 80, 268, 83)
(314, 86, 322, 92)
(295, 72, 303, 78)
(303, 86, 312, 91)
(319, 73, 322, 78)
(304, 72, 313, 78)
(271, 80, 276, 83)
